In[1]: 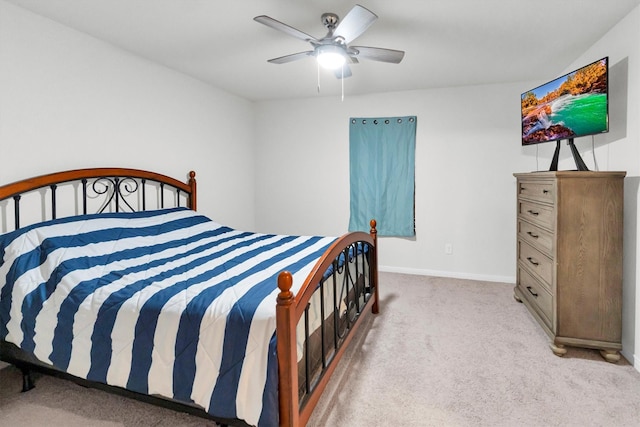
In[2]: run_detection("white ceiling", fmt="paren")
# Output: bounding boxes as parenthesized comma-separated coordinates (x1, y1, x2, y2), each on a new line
(6, 0, 640, 101)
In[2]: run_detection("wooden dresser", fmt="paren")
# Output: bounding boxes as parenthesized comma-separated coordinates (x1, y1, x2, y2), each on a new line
(513, 171, 625, 362)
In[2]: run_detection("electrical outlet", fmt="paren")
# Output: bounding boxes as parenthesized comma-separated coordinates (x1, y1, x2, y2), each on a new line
(445, 243, 453, 254)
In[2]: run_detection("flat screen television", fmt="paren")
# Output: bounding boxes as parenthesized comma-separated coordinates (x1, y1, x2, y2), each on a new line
(520, 57, 608, 171)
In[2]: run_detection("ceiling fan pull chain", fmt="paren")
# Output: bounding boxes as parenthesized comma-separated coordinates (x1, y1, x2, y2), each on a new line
(341, 66, 344, 101)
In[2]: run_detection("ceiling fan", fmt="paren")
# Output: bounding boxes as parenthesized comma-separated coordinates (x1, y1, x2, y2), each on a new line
(254, 4, 405, 79)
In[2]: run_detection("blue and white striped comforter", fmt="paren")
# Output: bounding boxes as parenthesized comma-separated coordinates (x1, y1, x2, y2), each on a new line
(0, 208, 336, 426)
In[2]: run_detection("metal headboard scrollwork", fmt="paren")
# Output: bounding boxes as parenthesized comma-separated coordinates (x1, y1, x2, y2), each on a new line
(0, 168, 197, 232)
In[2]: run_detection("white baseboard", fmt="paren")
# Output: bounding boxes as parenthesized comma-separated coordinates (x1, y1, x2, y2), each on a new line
(379, 265, 516, 284)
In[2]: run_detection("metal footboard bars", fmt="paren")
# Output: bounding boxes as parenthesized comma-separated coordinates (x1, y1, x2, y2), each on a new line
(276, 220, 379, 427)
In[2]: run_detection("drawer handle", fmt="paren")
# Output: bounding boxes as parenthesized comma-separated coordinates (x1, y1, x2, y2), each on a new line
(527, 231, 539, 239)
(542, 189, 549, 194)
(526, 256, 539, 266)
(526, 286, 538, 297)
(527, 209, 539, 216)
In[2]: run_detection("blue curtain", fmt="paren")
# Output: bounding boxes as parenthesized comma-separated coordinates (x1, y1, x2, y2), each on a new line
(348, 116, 416, 237)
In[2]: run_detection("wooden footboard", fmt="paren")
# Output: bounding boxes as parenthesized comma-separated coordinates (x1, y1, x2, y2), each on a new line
(0, 167, 379, 427)
(276, 220, 379, 427)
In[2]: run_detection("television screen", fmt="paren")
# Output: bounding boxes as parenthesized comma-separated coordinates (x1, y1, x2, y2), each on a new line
(521, 57, 608, 145)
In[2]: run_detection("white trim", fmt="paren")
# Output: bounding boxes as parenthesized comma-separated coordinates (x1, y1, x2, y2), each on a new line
(631, 353, 639, 371)
(379, 265, 516, 284)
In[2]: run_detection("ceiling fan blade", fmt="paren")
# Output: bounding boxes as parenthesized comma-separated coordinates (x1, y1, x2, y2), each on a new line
(334, 65, 353, 79)
(351, 46, 405, 64)
(254, 15, 319, 43)
(333, 4, 378, 44)
(267, 51, 314, 64)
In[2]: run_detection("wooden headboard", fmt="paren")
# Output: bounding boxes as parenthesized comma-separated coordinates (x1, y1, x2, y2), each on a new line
(0, 168, 197, 232)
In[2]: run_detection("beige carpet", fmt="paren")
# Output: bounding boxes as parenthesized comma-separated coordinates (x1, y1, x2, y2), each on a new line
(2, 272, 640, 426)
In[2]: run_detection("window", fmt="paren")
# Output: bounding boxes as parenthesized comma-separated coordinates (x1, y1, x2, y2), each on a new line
(348, 116, 416, 237)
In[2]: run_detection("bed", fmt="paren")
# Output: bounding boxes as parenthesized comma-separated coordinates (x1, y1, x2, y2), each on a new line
(0, 167, 379, 427)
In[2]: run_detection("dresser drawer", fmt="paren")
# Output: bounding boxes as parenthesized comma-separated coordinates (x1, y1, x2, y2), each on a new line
(514, 171, 625, 359)
(518, 180, 554, 204)
(518, 220, 553, 255)
(519, 266, 553, 328)
(518, 240, 553, 287)
(518, 200, 554, 230)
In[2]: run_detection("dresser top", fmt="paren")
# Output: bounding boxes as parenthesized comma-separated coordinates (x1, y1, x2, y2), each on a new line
(514, 171, 626, 179)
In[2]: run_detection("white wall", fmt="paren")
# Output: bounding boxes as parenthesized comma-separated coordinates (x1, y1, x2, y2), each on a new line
(574, 6, 640, 366)
(534, 5, 640, 367)
(254, 83, 532, 283)
(2, 0, 639, 366)
(255, 6, 640, 363)
(0, 0, 256, 230)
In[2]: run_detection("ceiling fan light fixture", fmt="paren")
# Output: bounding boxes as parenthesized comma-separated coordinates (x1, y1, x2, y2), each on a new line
(256, 4, 405, 83)
(316, 45, 346, 70)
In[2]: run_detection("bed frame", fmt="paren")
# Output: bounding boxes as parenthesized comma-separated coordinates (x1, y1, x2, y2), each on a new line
(0, 167, 379, 427)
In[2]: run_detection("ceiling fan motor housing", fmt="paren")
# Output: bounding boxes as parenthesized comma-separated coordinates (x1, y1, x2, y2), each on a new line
(321, 13, 339, 30)
(254, 5, 404, 77)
